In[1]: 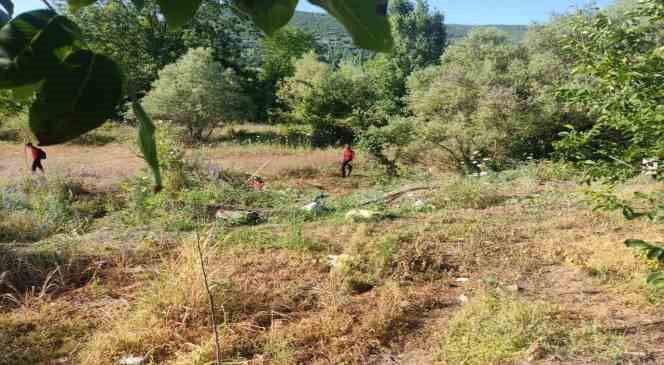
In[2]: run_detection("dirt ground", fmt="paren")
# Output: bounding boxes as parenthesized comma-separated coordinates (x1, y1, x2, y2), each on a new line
(0, 142, 343, 188)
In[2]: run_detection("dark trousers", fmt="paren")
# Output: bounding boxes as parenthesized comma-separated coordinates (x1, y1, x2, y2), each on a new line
(31, 159, 44, 172)
(341, 160, 353, 177)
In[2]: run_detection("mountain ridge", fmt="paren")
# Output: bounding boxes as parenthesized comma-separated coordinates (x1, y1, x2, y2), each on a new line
(290, 11, 528, 62)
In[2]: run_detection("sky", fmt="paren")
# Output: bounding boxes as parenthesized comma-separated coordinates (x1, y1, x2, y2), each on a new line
(16, 0, 616, 25)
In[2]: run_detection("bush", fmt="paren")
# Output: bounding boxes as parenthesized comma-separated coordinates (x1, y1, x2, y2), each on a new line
(0, 176, 95, 243)
(407, 25, 592, 174)
(358, 117, 415, 176)
(141, 48, 255, 141)
(554, 0, 664, 181)
(277, 53, 380, 147)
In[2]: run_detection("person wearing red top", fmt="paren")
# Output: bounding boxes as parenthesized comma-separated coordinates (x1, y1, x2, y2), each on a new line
(26, 143, 47, 173)
(247, 176, 265, 191)
(341, 144, 355, 178)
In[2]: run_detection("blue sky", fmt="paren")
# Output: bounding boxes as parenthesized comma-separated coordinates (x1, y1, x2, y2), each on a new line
(16, 0, 615, 25)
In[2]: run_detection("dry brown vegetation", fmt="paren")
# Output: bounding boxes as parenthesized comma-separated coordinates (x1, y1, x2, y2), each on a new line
(0, 127, 663, 365)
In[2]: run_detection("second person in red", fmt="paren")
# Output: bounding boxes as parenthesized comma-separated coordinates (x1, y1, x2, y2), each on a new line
(341, 144, 355, 178)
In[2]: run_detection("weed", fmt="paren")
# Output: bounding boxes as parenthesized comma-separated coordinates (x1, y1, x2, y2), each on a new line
(434, 177, 507, 209)
(78, 237, 233, 364)
(440, 290, 623, 364)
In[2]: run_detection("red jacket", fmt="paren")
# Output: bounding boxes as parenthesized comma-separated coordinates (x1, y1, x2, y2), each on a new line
(28, 145, 46, 161)
(343, 148, 355, 162)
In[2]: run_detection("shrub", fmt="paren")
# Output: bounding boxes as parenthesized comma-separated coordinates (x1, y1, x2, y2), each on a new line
(358, 117, 415, 176)
(0, 176, 94, 243)
(277, 53, 380, 147)
(141, 48, 255, 141)
(554, 0, 664, 181)
(432, 177, 506, 210)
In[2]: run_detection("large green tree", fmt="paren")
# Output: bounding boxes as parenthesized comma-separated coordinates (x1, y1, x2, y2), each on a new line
(256, 26, 320, 121)
(142, 47, 255, 141)
(555, 0, 664, 180)
(389, 0, 446, 74)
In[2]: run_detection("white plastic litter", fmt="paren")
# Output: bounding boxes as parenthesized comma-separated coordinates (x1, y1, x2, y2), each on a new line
(118, 356, 146, 365)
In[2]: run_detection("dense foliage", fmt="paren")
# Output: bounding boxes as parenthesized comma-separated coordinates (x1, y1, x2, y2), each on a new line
(141, 48, 254, 141)
(555, 0, 664, 180)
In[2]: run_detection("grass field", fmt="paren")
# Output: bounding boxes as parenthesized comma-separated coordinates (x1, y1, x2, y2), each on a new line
(0, 124, 663, 365)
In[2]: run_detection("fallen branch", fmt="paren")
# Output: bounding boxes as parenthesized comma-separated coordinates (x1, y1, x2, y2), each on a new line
(358, 184, 435, 207)
(208, 204, 290, 215)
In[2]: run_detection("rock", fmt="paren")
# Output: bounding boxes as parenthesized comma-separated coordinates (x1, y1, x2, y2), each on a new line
(302, 201, 325, 214)
(345, 209, 380, 222)
(326, 255, 339, 267)
(215, 209, 261, 224)
(327, 254, 352, 271)
(455, 277, 470, 283)
(505, 283, 525, 293)
(458, 294, 469, 304)
(118, 355, 146, 365)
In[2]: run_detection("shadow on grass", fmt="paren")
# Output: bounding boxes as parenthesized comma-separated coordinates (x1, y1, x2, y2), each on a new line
(0, 243, 97, 305)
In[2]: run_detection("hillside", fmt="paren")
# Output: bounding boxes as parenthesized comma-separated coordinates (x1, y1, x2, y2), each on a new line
(290, 11, 529, 62)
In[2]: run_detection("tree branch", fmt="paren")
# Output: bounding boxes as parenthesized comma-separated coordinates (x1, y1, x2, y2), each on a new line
(40, 0, 56, 12)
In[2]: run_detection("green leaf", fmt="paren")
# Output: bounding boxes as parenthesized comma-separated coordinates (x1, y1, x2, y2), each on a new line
(68, 0, 98, 12)
(130, 0, 145, 11)
(0, 10, 82, 88)
(625, 239, 651, 250)
(133, 101, 162, 192)
(646, 272, 664, 288)
(308, 0, 393, 52)
(22, 15, 85, 72)
(0, 0, 13, 17)
(29, 50, 126, 145)
(156, 0, 203, 29)
(0, 10, 55, 59)
(0, 11, 9, 28)
(647, 248, 664, 260)
(231, 0, 298, 35)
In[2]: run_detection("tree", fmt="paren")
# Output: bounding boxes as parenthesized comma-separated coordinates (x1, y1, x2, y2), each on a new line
(181, 0, 259, 69)
(358, 0, 447, 122)
(256, 26, 320, 121)
(141, 48, 254, 141)
(277, 51, 357, 146)
(556, 0, 664, 180)
(407, 28, 531, 173)
(359, 117, 415, 176)
(389, 0, 446, 74)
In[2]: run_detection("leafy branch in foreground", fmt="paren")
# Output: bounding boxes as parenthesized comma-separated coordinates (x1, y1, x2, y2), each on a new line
(588, 188, 664, 288)
(0, 0, 393, 191)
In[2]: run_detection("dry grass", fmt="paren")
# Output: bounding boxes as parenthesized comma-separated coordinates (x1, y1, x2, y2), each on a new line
(440, 290, 623, 365)
(0, 143, 663, 364)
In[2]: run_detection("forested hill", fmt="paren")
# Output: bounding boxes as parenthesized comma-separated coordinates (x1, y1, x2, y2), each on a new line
(290, 11, 528, 61)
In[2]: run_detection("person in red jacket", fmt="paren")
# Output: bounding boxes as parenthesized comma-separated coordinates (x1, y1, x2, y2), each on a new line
(26, 143, 47, 173)
(341, 144, 355, 178)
